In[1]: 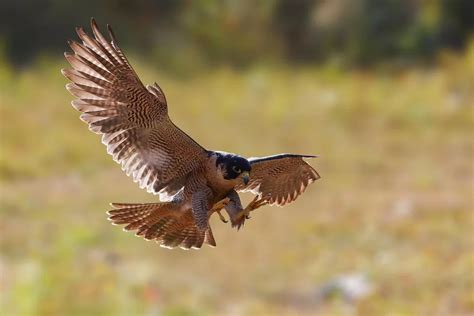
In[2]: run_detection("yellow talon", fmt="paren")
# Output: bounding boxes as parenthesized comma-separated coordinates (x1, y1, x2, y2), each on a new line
(210, 198, 231, 223)
(211, 197, 230, 212)
(236, 197, 268, 220)
(216, 210, 228, 223)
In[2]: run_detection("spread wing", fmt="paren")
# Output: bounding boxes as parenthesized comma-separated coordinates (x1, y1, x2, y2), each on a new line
(62, 19, 208, 199)
(236, 154, 320, 206)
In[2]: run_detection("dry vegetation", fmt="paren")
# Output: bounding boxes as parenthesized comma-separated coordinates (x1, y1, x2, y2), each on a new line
(1, 44, 473, 315)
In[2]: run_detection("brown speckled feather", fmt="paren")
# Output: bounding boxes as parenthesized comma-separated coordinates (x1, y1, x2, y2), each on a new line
(107, 202, 216, 249)
(62, 18, 208, 199)
(236, 154, 320, 206)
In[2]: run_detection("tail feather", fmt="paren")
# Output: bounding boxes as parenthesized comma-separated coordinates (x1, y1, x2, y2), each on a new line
(161, 220, 202, 250)
(108, 202, 158, 225)
(163, 230, 187, 248)
(205, 229, 217, 247)
(181, 232, 197, 250)
(107, 202, 214, 249)
(161, 231, 184, 248)
(124, 220, 147, 231)
(193, 232, 205, 249)
(144, 218, 172, 240)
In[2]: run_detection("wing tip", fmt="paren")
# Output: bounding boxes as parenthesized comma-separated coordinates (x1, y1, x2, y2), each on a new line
(249, 153, 319, 163)
(107, 24, 117, 42)
(65, 82, 75, 91)
(75, 26, 84, 36)
(90, 17, 100, 34)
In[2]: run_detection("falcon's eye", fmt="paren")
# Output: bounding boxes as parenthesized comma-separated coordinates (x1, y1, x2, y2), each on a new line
(232, 166, 241, 173)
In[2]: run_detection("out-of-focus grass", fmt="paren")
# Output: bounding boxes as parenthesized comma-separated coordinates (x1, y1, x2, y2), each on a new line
(1, 44, 473, 315)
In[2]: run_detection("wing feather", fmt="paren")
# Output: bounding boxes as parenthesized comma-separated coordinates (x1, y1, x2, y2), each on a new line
(63, 19, 208, 198)
(236, 154, 320, 206)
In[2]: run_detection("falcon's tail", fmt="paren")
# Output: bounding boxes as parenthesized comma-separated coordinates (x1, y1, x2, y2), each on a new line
(107, 202, 216, 249)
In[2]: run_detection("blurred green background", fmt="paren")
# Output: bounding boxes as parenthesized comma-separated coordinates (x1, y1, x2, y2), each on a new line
(1, 1, 473, 315)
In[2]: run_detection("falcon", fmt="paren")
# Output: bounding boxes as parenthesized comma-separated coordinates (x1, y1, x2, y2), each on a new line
(62, 19, 320, 249)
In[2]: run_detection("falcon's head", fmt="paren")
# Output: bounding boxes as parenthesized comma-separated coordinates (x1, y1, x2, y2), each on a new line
(215, 152, 251, 185)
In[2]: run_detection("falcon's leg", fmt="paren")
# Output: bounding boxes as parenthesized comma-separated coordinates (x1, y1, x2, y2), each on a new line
(236, 196, 268, 220)
(192, 188, 213, 231)
(222, 190, 248, 229)
(210, 197, 231, 223)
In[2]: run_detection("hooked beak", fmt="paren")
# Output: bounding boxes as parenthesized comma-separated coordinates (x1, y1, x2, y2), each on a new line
(242, 171, 250, 185)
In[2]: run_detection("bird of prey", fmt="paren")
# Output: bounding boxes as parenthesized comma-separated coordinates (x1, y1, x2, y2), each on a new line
(62, 19, 320, 249)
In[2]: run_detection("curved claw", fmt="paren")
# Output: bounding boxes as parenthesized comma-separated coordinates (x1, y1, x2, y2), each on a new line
(216, 210, 228, 223)
(210, 198, 230, 213)
(234, 197, 268, 222)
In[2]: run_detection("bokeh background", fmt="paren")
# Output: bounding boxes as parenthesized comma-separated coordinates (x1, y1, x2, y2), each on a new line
(1, 1, 473, 315)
